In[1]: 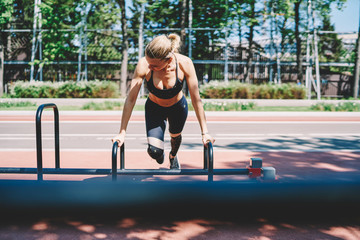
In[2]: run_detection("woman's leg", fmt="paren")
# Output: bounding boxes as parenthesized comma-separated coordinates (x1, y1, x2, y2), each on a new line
(167, 96, 188, 168)
(145, 98, 166, 164)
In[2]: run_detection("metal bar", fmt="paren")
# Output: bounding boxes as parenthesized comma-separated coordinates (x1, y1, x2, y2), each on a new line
(0, 168, 38, 174)
(0, 167, 251, 176)
(203, 144, 208, 170)
(120, 144, 125, 170)
(0, 168, 111, 175)
(207, 142, 214, 182)
(4, 60, 355, 67)
(36, 103, 60, 181)
(116, 169, 206, 175)
(54, 107, 60, 169)
(112, 141, 118, 181)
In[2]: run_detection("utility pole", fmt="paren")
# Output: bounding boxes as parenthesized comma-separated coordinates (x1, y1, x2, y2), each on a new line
(312, 3, 321, 100)
(0, 44, 3, 96)
(30, 0, 42, 81)
(188, 0, 193, 59)
(139, 2, 145, 97)
(353, 1, 360, 98)
(224, 0, 229, 83)
(306, 0, 313, 99)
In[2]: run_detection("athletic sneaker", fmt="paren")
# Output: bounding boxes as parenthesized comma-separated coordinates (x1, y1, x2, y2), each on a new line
(155, 153, 165, 164)
(170, 155, 180, 169)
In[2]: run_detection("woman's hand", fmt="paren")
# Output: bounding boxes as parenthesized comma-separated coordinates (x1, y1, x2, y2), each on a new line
(202, 133, 215, 146)
(112, 133, 125, 147)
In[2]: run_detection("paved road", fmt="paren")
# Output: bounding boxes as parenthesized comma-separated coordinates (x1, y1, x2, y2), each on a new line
(1, 114, 359, 152)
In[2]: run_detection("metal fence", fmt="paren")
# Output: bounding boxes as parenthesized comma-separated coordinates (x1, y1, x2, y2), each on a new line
(2, 28, 357, 98)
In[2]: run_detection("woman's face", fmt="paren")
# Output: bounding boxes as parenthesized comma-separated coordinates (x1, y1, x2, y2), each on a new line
(146, 56, 171, 71)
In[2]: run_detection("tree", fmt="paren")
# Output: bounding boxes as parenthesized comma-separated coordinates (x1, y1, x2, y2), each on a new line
(39, 0, 77, 81)
(318, 17, 343, 63)
(294, 0, 303, 83)
(0, 0, 14, 96)
(118, 0, 128, 96)
(242, 0, 260, 83)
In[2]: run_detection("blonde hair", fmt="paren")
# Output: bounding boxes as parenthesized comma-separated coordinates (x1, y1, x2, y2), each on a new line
(145, 34, 181, 60)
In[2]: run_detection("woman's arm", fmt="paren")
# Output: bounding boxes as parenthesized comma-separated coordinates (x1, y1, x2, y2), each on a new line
(182, 56, 215, 145)
(112, 58, 147, 146)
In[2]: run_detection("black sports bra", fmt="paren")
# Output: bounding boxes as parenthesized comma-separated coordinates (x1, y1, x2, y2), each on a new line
(146, 58, 184, 99)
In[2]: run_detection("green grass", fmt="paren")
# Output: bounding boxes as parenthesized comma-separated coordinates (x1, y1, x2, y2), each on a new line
(1, 100, 359, 112)
(252, 106, 312, 111)
(0, 101, 37, 110)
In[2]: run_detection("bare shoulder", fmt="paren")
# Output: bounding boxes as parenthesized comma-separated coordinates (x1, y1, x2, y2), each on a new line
(134, 57, 149, 78)
(177, 54, 194, 72)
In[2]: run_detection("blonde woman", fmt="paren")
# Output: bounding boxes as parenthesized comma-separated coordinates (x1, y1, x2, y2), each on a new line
(112, 34, 214, 169)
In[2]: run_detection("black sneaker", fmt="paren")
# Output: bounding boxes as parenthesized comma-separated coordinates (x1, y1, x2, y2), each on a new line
(155, 153, 165, 164)
(170, 155, 180, 169)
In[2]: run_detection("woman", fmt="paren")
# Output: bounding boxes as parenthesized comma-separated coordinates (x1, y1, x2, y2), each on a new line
(112, 33, 214, 169)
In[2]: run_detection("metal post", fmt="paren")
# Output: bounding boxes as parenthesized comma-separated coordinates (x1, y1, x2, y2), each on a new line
(188, 0, 193, 59)
(353, 1, 360, 98)
(207, 142, 213, 182)
(77, 6, 85, 82)
(203, 144, 208, 170)
(270, 5, 275, 83)
(312, 5, 321, 100)
(139, 3, 145, 97)
(38, 1, 43, 82)
(0, 45, 4, 97)
(36, 105, 43, 180)
(30, 0, 40, 82)
(120, 144, 125, 170)
(54, 107, 60, 168)
(224, 27, 229, 83)
(224, 0, 229, 82)
(274, 13, 281, 84)
(112, 142, 118, 181)
(84, 18, 88, 81)
(36, 103, 60, 180)
(306, 0, 312, 99)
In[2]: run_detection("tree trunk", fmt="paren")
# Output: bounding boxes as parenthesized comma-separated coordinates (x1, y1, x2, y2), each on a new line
(119, 0, 128, 97)
(353, 20, 360, 98)
(295, 1, 303, 83)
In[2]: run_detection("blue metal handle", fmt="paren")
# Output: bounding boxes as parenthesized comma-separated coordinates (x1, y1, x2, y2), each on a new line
(111, 141, 125, 181)
(36, 103, 60, 181)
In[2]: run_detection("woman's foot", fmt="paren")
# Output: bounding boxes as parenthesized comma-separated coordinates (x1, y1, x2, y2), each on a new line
(155, 153, 165, 164)
(169, 155, 180, 169)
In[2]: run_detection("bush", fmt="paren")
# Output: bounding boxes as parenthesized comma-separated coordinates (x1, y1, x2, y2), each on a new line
(311, 102, 360, 112)
(200, 81, 307, 99)
(199, 101, 256, 111)
(8, 80, 120, 98)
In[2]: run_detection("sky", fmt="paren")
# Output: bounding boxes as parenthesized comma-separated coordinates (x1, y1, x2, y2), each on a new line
(125, 0, 359, 33)
(330, 0, 358, 32)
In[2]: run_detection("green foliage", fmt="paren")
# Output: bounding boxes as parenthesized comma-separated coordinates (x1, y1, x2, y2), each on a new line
(200, 81, 306, 99)
(82, 101, 124, 110)
(0, 101, 36, 108)
(8, 80, 119, 98)
(0, 0, 14, 26)
(311, 102, 360, 112)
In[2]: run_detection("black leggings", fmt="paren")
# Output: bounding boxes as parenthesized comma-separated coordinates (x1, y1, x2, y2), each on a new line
(145, 96, 188, 159)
